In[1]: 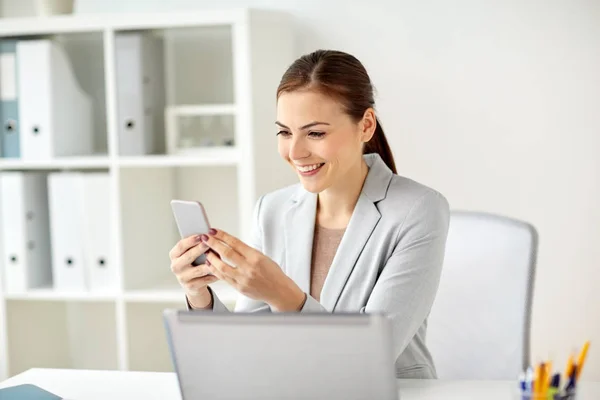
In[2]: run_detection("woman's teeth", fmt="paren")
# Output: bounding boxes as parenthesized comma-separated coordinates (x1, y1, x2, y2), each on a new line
(297, 163, 323, 172)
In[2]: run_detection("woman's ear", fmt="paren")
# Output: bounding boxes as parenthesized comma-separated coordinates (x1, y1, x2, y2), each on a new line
(360, 108, 377, 143)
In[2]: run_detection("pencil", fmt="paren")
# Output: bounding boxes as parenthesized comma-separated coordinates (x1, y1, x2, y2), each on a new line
(533, 363, 542, 396)
(576, 341, 591, 380)
(565, 353, 575, 379)
(542, 361, 552, 397)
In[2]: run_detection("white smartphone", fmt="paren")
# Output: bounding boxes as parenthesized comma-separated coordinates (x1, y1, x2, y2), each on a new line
(170, 200, 211, 266)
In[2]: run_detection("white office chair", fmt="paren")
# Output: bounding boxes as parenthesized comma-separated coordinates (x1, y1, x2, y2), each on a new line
(426, 211, 538, 380)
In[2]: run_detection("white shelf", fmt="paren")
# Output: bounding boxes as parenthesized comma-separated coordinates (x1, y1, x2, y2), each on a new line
(0, 156, 111, 171)
(0, 9, 247, 36)
(117, 150, 239, 167)
(0, 8, 297, 380)
(0, 152, 240, 170)
(3, 288, 118, 302)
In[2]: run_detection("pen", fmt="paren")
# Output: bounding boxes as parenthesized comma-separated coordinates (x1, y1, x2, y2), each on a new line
(576, 341, 590, 380)
(519, 372, 526, 392)
(518, 372, 528, 400)
(525, 367, 534, 394)
(548, 373, 560, 400)
(565, 364, 577, 393)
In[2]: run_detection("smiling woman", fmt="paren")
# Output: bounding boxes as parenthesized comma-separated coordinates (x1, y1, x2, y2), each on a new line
(168, 49, 451, 379)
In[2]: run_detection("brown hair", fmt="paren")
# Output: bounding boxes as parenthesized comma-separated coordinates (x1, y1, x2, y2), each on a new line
(276, 49, 397, 174)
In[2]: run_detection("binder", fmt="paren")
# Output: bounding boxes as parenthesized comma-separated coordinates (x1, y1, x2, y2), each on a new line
(0, 40, 20, 158)
(82, 173, 116, 291)
(16, 39, 93, 160)
(115, 32, 165, 155)
(48, 172, 114, 292)
(47, 172, 87, 291)
(0, 172, 52, 293)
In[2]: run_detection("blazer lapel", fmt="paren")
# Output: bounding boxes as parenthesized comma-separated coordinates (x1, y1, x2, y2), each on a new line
(283, 189, 317, 294)
(319, 193, 381, 311)
(320, 153, 393, 311)
(282, 154, 393, 309)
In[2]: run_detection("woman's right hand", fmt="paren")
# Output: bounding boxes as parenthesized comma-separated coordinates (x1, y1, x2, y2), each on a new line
(169, 234, 219, 308)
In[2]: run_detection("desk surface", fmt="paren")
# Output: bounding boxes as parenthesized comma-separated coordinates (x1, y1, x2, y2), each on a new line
(1, 368, 599, 399)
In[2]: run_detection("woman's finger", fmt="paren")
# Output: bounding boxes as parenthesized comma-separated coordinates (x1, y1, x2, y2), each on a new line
(170, 244, 207, 275)
(182, 242, 209, 266)
(201, 234, 244, 268)
(205, 264, 233, 287)
(179, 263, 212, 283)
(206, 252, 238, 287)
(169, 234, 203, 260)
(170, 256, 189, 275)
(207, 228, 257, 258)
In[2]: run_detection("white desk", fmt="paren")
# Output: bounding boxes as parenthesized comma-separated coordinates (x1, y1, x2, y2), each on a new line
(1, 368, 599, 399)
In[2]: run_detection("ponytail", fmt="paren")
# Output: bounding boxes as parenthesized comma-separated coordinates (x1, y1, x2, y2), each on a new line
(363, 117, 397, 174)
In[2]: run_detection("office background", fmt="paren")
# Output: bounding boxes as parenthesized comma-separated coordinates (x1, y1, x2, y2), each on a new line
(1, 0, 599, 382)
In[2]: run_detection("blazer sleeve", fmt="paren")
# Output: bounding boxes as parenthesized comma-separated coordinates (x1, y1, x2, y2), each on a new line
(300, 190, 450, 358)
(190, 195, 273, 313)
(366, 190, 449, 359)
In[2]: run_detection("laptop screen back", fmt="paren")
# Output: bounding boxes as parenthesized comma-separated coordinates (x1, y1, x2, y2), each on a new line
(163, 311, 398, 400)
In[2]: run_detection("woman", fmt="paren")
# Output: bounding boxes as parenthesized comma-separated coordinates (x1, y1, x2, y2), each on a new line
(169, 49, 450, 379)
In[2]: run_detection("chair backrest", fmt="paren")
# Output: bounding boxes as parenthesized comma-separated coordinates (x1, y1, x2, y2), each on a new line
(426, 211, 538, 380)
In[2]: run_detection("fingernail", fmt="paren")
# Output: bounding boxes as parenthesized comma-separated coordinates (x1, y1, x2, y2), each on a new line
(200, 234, 209, 242)
(208, 228, 217, 235)
(194, 235, 202, 242)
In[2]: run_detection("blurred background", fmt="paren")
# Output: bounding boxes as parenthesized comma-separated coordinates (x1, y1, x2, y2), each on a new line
(0, 0, 598, 383)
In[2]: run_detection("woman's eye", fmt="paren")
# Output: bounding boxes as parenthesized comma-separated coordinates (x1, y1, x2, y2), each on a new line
(309, 131, 325, 138)
(276, 130, 291, 137)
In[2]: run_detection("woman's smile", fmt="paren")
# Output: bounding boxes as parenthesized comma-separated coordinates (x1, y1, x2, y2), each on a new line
(295, 162, 325, 176)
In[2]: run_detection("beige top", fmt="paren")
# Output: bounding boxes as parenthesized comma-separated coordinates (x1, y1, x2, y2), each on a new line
(310, 225, 346, 302)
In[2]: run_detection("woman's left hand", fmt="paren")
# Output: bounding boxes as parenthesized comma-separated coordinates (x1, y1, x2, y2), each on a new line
(200, 229, 306, 312)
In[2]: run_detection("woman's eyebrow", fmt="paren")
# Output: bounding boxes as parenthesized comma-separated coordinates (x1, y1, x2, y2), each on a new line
(275, 121, 330, 130)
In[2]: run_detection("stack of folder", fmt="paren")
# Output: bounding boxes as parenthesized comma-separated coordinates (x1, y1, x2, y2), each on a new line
(0, 171, 116, 293)
(0, 41, 20, 158)
(1, 32, 165, 159)
(0, 31, 165, 294)
(1, 38, 93, 159)
(115, 32, 165, 156)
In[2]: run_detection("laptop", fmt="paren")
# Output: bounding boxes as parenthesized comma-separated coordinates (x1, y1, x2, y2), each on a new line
(163, 310, 399, 400)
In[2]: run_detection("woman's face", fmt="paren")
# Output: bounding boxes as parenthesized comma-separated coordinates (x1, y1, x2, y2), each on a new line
(276, 90, 374, 194)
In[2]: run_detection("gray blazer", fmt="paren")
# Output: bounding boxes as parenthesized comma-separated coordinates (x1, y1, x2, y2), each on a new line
(209, 153, 451, 379)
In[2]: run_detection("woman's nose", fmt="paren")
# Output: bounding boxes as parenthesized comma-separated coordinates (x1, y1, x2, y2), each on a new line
(289, 137, 310, 160)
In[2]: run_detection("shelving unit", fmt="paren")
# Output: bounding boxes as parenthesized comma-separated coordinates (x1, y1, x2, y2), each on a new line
(0, 8, 297, 380)
(0, 156, 111, 170)
(118, 151, 240, 167)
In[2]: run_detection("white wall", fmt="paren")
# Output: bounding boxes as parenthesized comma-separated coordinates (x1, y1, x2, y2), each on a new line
(77, 0, 600, 379)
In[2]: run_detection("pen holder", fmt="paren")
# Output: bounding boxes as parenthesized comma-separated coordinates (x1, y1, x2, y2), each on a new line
(515, 389, 576, 400)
